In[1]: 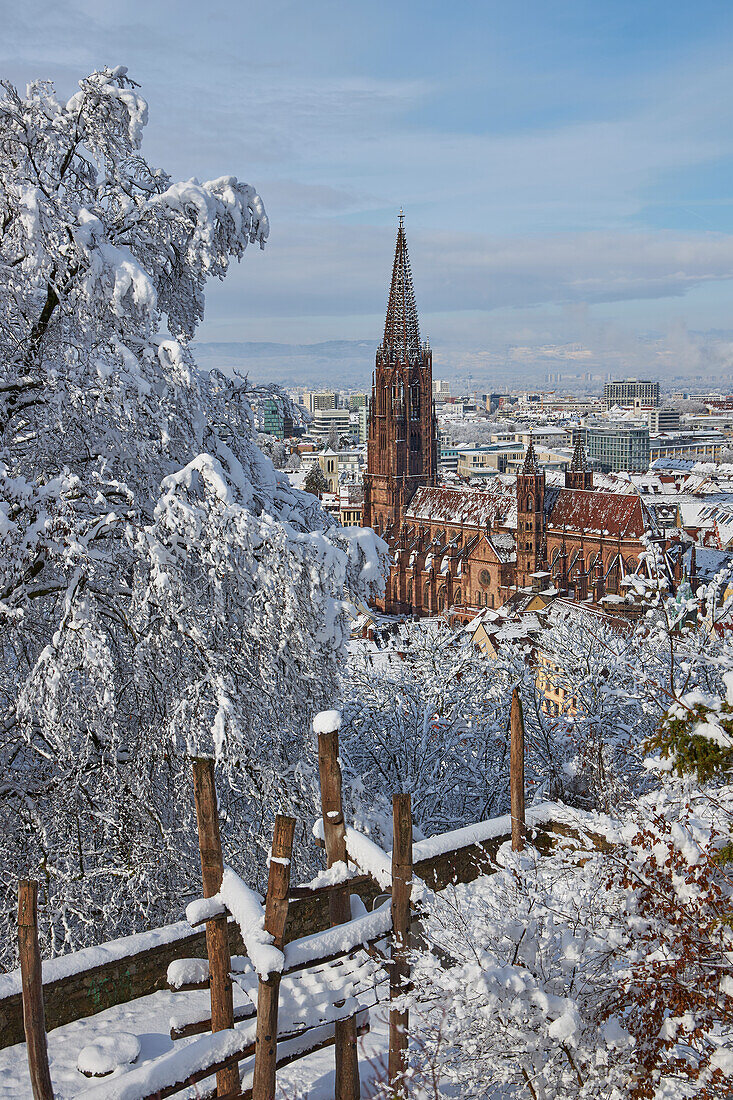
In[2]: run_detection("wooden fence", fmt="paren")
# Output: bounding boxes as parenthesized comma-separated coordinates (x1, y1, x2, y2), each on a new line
(9, 690, 591, 1098)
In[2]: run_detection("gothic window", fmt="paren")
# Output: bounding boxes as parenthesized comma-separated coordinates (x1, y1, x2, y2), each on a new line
(407, 580, 413, 604)
(411, 383, 421, 419)
(438, 588, 445, 611)
(527, 494, 534, 513)
(393, 581, 399, 603)
(423, 583, 430, 607)
(455, 588, 461, 605)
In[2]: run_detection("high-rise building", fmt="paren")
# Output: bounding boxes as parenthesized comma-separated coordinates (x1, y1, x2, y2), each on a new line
(363, 215, 437, 533)
(603, 379, 660, 408)
(306, 391, 337, 413)
(262, 398, 293, 440)
(351, 405, 369, 444)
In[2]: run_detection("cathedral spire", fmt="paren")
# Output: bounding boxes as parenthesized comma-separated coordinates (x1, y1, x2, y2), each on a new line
(565, 433, 593, 490)
(522, 436, 540, 475)
(383, 213, 421, 360)
(571, 435, 589, 471)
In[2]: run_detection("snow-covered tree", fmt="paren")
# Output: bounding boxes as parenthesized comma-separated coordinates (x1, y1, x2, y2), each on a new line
(341, 622, 531, 843)
(304, 463, 329, 497)
(256, 432, 289, 468)
(0, 67, 386, 963)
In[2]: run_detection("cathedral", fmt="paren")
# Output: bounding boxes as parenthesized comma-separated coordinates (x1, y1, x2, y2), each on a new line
(364, 218, 677, 620)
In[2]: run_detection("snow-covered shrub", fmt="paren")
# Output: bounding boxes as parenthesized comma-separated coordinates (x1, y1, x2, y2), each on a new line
(407, 787, 733, 1099)
(0, 67, 386, 963)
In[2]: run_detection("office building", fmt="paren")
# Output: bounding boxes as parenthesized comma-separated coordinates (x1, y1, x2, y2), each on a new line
(305, 391, 337, 413)
(648, 409, 680, 433)
(585, 423, 650, 472)
(310, 407, 350, 443)
(603, 379, 660, 408)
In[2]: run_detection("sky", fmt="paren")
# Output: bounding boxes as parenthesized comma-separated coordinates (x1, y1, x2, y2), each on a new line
(4, 1, 733, 386)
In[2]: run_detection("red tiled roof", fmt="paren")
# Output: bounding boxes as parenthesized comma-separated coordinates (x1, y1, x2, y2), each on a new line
(405, 484, 514, 527)
(545, 488, 648, 538)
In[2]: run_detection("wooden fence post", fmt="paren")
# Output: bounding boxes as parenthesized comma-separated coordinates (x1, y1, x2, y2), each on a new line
(317, 720, 361, 1100)
(510, 687, 526, 852)
(252, 814, 295, 1100)
(192, 758, 239, 1098)
(18, 881, 54, 1100)
(389, 793, 412, 1096)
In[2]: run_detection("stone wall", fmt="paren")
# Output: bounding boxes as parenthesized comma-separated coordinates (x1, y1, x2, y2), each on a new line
(0, 822, 568, 1049)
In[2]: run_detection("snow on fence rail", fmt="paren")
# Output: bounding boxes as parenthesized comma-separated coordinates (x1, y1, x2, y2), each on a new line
(0, 804, 584, 1049)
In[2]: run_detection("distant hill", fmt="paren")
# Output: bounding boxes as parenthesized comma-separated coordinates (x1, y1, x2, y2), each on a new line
(192, 340, 375, 388)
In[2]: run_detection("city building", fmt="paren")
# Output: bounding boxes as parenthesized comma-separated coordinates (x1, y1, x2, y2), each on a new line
(648, 408, 680, 433)
(438, 440, 460, 477)
(350, 405, 369, 444)
(648, 432, 725, 464)
(514, 427, 572, 450)
(456, 444, 523, 479)
(310, 407, 351, 443)
(603, 379, 660, 408)
(301, 447, 364, 492)
(585, 423, 650, 472)
(305, 391, 337, 413)
(261, 398, 293, 440)
(432, 379, 451, 400)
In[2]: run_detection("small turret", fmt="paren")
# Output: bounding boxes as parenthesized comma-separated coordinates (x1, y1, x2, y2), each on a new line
(565, 435, 593, 490)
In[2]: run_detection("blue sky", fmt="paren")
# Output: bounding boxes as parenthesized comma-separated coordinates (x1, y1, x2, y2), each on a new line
(5, 1, 733, 382)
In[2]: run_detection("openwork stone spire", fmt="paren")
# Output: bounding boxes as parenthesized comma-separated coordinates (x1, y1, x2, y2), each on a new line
(383, 212, 421, 360)
(522, 437, 540, 474)
(571, 435, 589, 471)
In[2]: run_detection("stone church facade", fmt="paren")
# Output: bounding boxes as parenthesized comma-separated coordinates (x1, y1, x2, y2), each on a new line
(365, 219, 675, 620)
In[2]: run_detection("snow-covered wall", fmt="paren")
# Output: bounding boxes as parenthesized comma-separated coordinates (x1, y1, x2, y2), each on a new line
(0, 805, 583, 1048)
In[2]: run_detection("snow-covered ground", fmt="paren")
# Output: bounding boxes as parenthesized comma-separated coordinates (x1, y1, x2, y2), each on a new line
(0, 976, 392, 1098)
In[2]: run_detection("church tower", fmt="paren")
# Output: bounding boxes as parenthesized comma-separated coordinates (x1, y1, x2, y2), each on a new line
(516, 440, 546, 587)
(363, 215, 437, 534)
(565, 436, 593, 491)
